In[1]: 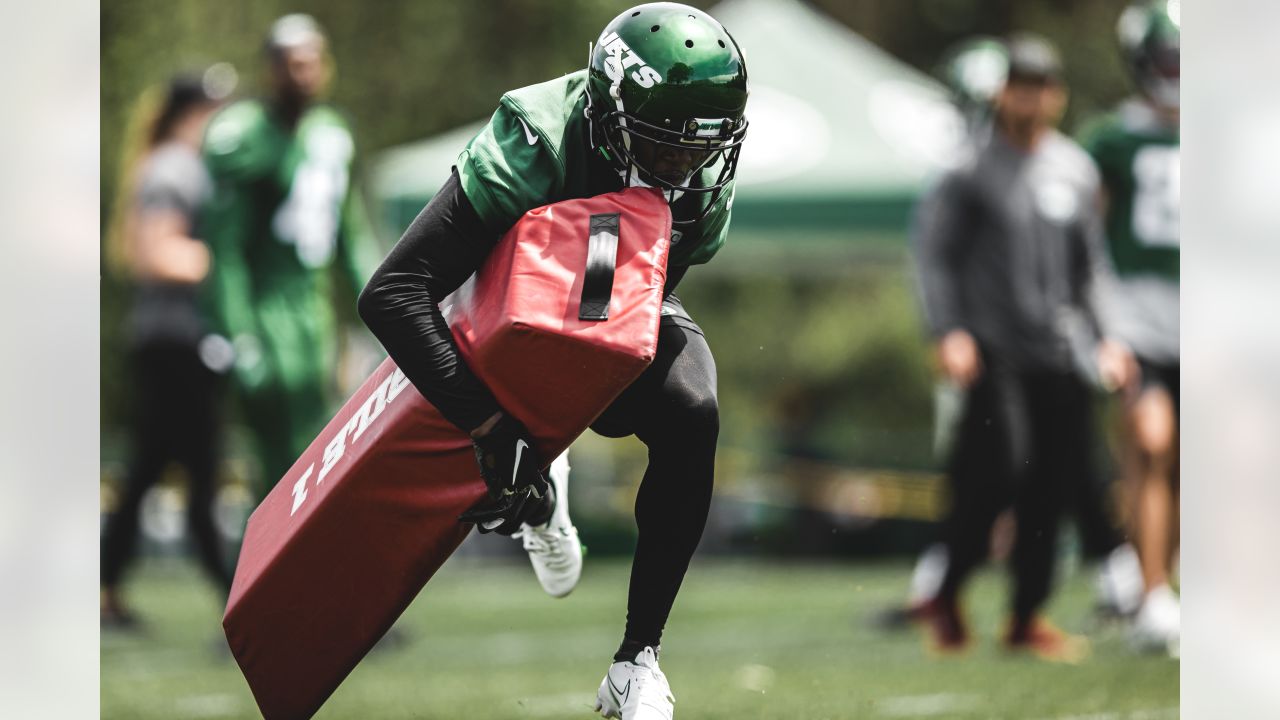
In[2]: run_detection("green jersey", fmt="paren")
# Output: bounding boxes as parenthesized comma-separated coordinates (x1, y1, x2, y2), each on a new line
(455, 70, 734, 267)
(1080, 99, 1179, 361)
(201, 100, 379, 392)
(1080, 99, 1180, 281)
(201, 99, 382, 490)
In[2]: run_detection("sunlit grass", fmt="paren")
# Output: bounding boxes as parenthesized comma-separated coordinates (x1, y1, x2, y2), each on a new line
(102, 556, 1178, 719)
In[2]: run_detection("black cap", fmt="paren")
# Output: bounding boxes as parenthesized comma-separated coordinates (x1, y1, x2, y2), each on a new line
(1005, 32, 1063, 84)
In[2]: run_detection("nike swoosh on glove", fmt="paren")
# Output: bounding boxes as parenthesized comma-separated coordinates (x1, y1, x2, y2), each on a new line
(458, 414, 552, 536)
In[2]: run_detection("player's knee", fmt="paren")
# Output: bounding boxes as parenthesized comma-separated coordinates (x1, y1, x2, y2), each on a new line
(671, 390, 719, 441)
(1136, 435, 1174, 471)
(1131, 391, 1175, 463)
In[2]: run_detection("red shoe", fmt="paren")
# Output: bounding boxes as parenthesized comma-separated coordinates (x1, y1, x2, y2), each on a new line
(904, 600, 933, 623)
(920, 595, 971, 655)
(1004, 616, 1090, 664)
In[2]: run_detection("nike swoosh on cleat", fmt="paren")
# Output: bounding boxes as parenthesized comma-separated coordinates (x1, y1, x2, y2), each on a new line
(607, 675, 630, 705)
(512, 438, 529, 487)
(517, 117, 539, 145)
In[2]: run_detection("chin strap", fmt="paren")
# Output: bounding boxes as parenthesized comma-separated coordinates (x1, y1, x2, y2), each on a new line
(624, 165, 688, 206)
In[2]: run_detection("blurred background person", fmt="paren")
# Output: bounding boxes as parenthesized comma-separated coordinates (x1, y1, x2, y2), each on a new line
(911, 33, 1133, 662)
(879, 35, 1143, 632)
(202, 14, 381, 496)
(101, 66, 238, 628)
(1080, 0, 1181, 657)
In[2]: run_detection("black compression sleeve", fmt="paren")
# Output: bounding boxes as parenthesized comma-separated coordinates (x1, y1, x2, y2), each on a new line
(357, 169, 503, 433)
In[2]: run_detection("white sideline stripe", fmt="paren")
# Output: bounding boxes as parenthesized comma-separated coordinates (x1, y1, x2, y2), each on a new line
(174, 693, 241, 718)
(107, 648, 201, 676)
(1030, 708, 1179, 720)
(514, 691, 594, 717)
(876, 692, 982, 716)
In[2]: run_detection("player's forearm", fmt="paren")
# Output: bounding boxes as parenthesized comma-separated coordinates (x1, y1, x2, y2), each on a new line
(206, 242, 256, 339)
(358, 170, 503, 434)
(200, 188, 261, 340)
(359, 277, 502, 432)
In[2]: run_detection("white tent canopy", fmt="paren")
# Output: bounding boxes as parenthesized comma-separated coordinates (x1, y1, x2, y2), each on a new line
(369, 0, 962, 260)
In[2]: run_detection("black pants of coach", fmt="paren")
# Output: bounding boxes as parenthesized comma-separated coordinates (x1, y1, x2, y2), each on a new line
(101, 342, 234, 595)
(589, 296, 717, 660)
(937, 356, 1093, 623)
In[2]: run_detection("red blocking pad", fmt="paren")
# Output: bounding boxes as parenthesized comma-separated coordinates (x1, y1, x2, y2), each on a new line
(223, 187, 671, 720)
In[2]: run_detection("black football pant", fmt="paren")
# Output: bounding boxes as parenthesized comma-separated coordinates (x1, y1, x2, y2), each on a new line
(101, 342, 234, 595)
(590, 296, 718, 661)
(937, 358, 1093, 624)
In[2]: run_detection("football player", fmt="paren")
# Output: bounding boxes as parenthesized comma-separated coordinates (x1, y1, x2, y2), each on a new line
(1080, 0, 1181, 656)
(201, 14, 382, 495)
(358, 4, 747, 718)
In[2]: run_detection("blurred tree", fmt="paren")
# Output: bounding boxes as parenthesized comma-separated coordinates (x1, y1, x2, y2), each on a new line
(101, 0, 631, 432)
(808, 0, 1131, 126)
(681, 266, 936, 471)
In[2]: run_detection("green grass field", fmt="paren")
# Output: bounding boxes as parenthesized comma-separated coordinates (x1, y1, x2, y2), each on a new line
(101, 556, 1178, 719)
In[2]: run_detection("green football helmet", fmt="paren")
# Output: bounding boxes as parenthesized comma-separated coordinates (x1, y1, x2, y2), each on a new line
(585, 2, 749, 224)
(1117, 0, 1180, 109)
(935, 36, 1008, 130)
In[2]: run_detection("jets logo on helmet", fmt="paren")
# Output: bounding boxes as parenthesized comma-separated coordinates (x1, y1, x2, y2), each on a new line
(585, 3, 749, 227)
(598, 31, 663, 91)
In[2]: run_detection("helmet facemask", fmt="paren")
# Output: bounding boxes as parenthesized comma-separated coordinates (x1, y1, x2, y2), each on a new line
(590, 104, 747, 226)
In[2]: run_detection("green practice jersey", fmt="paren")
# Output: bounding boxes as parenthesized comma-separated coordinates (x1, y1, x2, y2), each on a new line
(201, 100, 379, 392)
(456, 70, 735, 267)
(1080, 99, 1179, 361)
(1081, 99, 1180, 281)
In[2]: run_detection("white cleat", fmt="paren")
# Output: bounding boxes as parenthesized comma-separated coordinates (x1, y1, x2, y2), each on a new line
(514, 451, 583, 598)
(594, 646, 675, 720)
(1096, 543, 1144, 617)
(1130, 584, 1180, 658)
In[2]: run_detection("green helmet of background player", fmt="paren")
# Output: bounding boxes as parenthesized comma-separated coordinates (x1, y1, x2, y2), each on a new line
(586, 2, 748, 223)
(935, 36, 1008, 130)
(1117, 0, 1180, 109)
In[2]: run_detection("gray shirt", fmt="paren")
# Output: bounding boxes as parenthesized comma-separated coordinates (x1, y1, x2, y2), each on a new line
(126, 142, 213, 348)
(912, 127, 1113, 374)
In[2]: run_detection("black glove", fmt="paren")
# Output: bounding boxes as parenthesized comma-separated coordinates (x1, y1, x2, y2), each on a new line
(458, 414, 553, 535)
